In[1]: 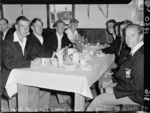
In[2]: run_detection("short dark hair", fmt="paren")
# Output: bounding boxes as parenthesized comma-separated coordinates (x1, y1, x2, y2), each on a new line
(0, 18, 9, 24)
(113, 22, 121, 36)
(125, 24, 144, 35)
(30, 18, 43, 27)
(70, 18, 79, 24)
(121, 20, 132, 27)
(16, 16, 29, 24)
(118, 20, 133, 37)
(113, 22, 121, 29)
(53, 19, 65, 27)
(106, 19, 116, 26)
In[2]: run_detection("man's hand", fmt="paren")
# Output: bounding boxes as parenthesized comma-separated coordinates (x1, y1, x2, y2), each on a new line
(102, 79, 113, 88)
(103, 71, 114, 78)
(31, 58, 41, 67)
(102, 44, 110, 49)
(98, 77, 112, 89)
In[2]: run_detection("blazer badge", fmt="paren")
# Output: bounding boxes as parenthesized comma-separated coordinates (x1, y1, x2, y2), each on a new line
(125, 68, 131, 78)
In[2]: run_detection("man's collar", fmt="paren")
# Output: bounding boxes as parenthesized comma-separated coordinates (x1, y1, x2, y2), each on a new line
(33, 32, 42, 38)
(112, 34, 116, 40)
(131, 41, 144, 56)
(56, 32, 63, 38)
(14, 31, 20, 42)
(13, 31, 26, 45)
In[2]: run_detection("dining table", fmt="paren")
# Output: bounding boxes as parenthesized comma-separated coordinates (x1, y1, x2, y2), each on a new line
(5, 53, 115, 111)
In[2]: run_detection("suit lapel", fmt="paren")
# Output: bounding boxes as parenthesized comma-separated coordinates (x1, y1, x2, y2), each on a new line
(24, 44, 29, 59)
(32, 34, 43, 48)
(132, 45, 144, 58)
(14, 42, 24, 57)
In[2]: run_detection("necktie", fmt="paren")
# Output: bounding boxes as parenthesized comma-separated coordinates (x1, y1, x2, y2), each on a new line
(118, 38, 124, 56)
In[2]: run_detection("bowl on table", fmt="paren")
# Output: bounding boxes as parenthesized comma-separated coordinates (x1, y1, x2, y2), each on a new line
(50, 58, 58, 67)
(79, 64, 92, 71)
(63, 62, 76, 71)
(41, 58, 51, 65)
(79, 58, 88, 66)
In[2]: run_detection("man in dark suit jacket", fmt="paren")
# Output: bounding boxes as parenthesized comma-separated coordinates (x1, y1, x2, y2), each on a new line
(0, 18, 10, 40)
(4, 28, 16, 41)
(0, 18, 17, 42)
(44, 19, 73, 106)
(44, 19, 73, 54)
(101, 19, 117, 53)
(111, 21, 132, 74)
(1, 16, 42, 111)
(26, 18, 52, 60)
(87, 24, 144, 111)
(26, 18, 51, 110)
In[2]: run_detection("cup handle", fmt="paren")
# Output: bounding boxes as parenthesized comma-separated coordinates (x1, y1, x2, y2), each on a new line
(69, 54, 73, 60)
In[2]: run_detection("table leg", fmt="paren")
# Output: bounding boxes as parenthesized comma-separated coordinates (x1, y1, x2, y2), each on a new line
(74, 93, 85, 111)
(17, 84, 29, 112)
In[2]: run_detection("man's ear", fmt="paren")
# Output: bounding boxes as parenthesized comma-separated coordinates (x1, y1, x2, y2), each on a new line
(139, 34, 144, 42)
(31, 26, 34, 31)
(15, 24, 18, 30)
(8, 24, 10, 28)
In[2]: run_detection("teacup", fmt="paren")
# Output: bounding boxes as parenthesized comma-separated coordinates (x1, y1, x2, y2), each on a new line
(51, 58, 58, 67)
(80, 58, 87, 66)
(41, 58, 50, 65)
(68, 48, 76, 56)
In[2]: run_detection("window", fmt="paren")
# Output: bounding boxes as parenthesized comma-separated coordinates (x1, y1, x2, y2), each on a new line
(49, 4, 73, 28)
(132, 0, 144, 25)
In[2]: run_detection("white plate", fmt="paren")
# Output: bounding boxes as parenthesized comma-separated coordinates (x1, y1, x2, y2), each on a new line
(64, 64, 76, 71)
(79, 65, 92, 71)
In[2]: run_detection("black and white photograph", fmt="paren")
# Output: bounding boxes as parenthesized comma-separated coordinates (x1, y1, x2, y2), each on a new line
(0, 0, 149, 112)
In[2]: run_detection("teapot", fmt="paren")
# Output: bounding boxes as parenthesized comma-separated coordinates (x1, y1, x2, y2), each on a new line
(63, 48, 76, 63)
(69, 51, 80, 65)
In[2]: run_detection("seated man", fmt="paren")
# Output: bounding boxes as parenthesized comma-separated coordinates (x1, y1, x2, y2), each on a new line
(26, 18, 52, 110)
(101, 20, 132, 81)
(49, 19, 73, 107)
(0, 18, 10, 40)
(0, 18, 16, 41)
(1, 16, 42, 111)
(87, 24, 144, 111)
(117, 20, 132, 65)
(44, 19, 73, 54)
(101, 19, 118, 54)
(65, 18, 79, 44)
(27, 18, 52, 60)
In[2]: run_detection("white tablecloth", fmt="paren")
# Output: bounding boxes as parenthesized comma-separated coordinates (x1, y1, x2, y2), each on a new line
(6, 54, 115, 99)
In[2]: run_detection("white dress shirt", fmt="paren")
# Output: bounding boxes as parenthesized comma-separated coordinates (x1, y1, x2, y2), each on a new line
(56, 32, 63, 50)
(13, 31, 27, 55)
(33, 33, 43, 45)
(2, 29, 9, 40)
(131, 41, 144, 56)
(65, 28, 78, 43)
(112, 34, 116, 40)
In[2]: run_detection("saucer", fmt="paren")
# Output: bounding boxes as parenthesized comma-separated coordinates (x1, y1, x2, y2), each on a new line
(63, 64, 76, 71)
(79, 65, 92, 71)
(95, 54, 105, 57)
